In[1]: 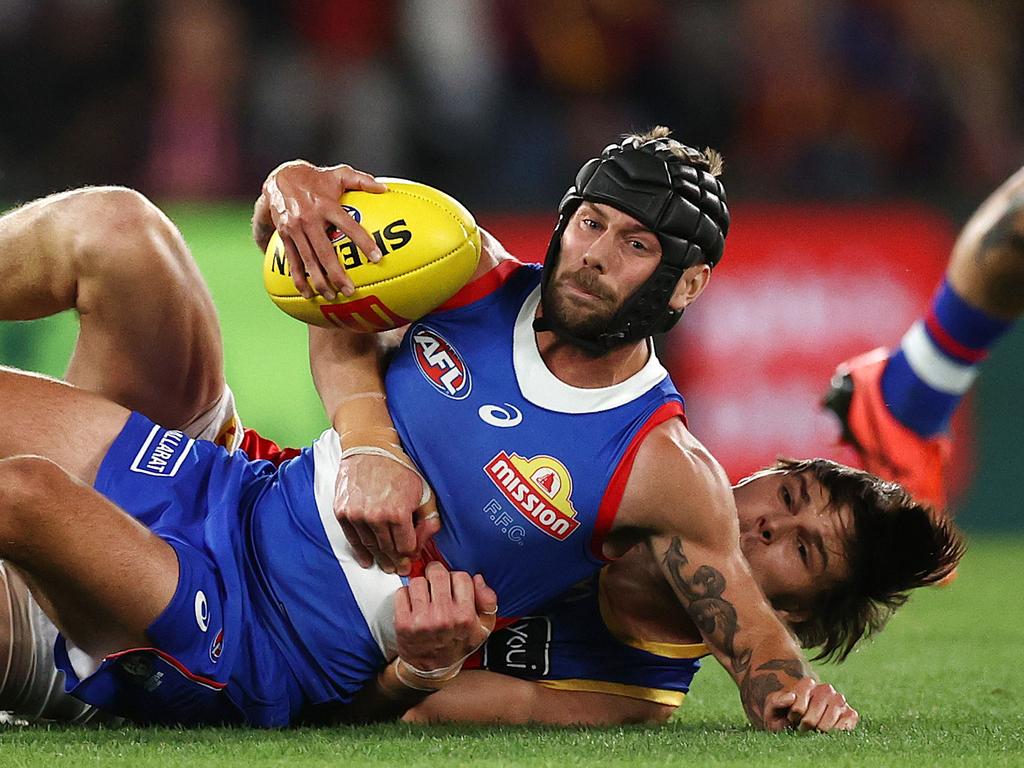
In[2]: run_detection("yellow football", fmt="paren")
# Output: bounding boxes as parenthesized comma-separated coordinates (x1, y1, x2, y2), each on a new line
(263, 179, 481, 330)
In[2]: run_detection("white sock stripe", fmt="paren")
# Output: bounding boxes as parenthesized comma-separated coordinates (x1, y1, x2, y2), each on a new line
(901, 321, 979, 395)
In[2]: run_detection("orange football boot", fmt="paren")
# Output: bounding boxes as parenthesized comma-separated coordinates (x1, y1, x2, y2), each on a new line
(822, 347, 951, 512)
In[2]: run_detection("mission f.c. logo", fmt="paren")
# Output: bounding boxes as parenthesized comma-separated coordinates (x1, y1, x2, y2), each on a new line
(485, 453, 580, 540)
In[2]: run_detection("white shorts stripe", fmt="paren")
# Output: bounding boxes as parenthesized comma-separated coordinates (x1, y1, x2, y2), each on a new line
(901, 321, 978, 395)
(312, 429, 401, 659)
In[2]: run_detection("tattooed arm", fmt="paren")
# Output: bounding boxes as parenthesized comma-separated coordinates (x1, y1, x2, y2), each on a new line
(607, 422, 857, 731)
(948, 164, 1024, 318)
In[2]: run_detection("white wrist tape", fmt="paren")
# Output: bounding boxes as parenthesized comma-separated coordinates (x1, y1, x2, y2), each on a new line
(339, 445, 432, 507)
(393, 626, 493, 691)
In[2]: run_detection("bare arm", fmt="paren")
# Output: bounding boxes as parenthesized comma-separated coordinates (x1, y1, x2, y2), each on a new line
(404, 670, 674, 726)
(615, 426, 856, 731)
(308, 324, 438, 575)
(257, 161, 511, 574)
(948, 164, 1024, 318)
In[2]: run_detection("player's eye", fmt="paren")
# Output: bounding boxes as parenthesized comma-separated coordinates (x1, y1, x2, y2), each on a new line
(629, 239, 648, 251)
(582, 217, 600, 230)
(780, 486, 792, 508)
(797, 540, 808, 565)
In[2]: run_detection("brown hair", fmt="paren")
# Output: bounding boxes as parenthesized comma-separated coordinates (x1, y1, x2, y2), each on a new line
(772, 457, 965, 662)
(625, 126, 724, 178)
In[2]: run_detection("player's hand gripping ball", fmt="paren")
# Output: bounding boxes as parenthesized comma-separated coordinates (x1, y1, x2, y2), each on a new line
(263, 179, 481, 331)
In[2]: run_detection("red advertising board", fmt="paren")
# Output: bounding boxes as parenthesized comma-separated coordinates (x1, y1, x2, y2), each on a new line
(481, 205, 964, 485)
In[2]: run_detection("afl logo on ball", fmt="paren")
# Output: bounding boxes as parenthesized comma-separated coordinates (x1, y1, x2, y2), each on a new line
(326, 205, 362, 242)
(411, 325, 472, 399)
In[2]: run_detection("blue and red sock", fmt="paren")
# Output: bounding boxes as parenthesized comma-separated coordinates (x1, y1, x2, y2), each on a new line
(881, 279, 1014, 437)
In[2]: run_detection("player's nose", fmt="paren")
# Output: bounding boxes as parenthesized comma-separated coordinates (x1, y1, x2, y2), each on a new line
(759, 514, 795, 541)
(582, 233, 614, 272)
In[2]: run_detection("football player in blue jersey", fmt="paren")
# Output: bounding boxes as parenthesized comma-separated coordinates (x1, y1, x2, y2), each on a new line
(266, 132, 868, 730)
(264, 129, 956, 729)
(0, 130, 961, 731)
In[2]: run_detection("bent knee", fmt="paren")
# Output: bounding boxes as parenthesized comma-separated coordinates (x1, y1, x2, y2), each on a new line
(71, 188, 199, 303)
(0, 456, 77, 537)
(0, 455, 75, 500)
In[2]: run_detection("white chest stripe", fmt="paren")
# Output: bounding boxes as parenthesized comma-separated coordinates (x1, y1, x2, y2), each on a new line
(513, 286, 669, 413)
(312, 429, 401, 659)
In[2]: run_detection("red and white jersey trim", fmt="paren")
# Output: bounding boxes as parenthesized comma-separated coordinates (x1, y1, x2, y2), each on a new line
(312, 429, 403, 659)
(513, 286, 670, 413)
(590, 401, 686, 562)
(434, 230, 525, 312)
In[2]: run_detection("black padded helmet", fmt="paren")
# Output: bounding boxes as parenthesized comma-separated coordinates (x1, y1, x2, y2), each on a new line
(534, 133, 730, 353)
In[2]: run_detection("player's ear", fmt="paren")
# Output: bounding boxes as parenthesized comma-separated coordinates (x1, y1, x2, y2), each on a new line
(669, 263, 711, 312)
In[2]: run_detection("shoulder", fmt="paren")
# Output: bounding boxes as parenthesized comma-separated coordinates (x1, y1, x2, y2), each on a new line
(473, 228, 521, 279)
(434, 229, 532, 312)
(615, 419, 737, 542)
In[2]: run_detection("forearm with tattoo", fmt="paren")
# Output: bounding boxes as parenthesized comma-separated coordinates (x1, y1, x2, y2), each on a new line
(661, 537, 806, 728)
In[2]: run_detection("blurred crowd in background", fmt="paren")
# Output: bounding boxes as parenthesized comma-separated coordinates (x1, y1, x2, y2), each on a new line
(2, 0, 1023, 526)
(1, 0, 1022, 212)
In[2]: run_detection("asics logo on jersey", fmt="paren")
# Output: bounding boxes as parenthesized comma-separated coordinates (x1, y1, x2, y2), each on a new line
(194, 591, 210, 632)
(411, 325, 472, 399)
(478, 403, 523, 428)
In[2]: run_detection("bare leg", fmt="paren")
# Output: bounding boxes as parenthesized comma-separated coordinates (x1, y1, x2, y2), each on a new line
(0, 456, 177, 660)
(824, 165, 1024, 512)
(0, 562, 116, 723)
(0, 187, 225, 427)
(0, 366, 129, 485)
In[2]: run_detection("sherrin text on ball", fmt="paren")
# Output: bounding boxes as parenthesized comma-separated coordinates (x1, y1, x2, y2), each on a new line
(263, 179, 481, 331)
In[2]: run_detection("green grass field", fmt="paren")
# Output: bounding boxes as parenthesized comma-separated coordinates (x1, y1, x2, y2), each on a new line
(0, 535, 1020, 767)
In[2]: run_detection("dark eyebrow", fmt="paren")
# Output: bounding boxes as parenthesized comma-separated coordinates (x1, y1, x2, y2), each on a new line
(797, 474, 811, 504)
(581, 203, 657, 240)
(620, 225, 658, 241)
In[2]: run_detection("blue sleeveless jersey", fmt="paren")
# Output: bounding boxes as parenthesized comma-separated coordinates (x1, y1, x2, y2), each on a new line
(384, 264, 685, 616)
(469, 572, 706, 706)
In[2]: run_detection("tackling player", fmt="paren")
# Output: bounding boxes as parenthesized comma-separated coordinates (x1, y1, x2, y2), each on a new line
(0, 130, 955, 730)
(255, 149, 965, 726)
(265, 130, 865, 730)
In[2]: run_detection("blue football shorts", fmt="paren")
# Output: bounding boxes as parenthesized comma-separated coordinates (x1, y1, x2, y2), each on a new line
(52, 411, 303, 726)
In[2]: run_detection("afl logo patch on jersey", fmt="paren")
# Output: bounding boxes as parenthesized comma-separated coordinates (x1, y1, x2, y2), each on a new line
(411, 325, 472, 399)
(485, 452, 581, 540)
